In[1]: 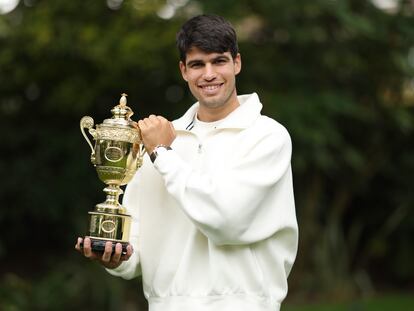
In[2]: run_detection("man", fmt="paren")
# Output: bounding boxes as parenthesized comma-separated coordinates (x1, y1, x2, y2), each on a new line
(76, 14, 298, 311)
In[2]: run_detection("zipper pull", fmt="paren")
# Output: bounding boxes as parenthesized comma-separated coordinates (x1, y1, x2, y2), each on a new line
(198, 143, 202, 153)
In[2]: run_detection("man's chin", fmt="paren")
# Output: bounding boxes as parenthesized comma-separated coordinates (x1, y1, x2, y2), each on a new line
(197, 94, 223, 107)
(199, 99, 224, 109)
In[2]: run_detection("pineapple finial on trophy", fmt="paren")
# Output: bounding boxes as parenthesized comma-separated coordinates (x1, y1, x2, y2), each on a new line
(120, 93, 128, 107)
(111, 92, 133, 120)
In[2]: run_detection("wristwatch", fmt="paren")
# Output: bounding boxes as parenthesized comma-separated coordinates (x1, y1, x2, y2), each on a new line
(150, 145, 172, 163)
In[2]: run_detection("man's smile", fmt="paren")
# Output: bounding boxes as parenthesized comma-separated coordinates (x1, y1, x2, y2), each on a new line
(199, 83, 224, 94)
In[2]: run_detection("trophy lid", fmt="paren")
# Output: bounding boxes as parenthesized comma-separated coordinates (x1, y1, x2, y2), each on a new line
(102, 93, 135, 127)
(80, 92, 141, 147)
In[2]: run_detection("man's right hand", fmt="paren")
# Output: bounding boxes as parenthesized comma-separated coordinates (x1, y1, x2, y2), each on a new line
(75, 237, 133, 269)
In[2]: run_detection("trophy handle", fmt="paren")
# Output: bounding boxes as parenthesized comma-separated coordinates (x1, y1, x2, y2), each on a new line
(80, 116, 97, 164)
(137, 145, 146, 169)
(134, 124, 146, 169)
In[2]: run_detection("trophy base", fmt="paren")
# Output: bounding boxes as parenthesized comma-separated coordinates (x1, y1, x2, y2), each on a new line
(81, 238, 129, 255)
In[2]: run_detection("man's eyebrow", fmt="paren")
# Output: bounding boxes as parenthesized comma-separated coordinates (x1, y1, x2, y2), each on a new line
(212, 55, 231, 61)
(186, 54, 231, 67)
(186, 59, 204, 67)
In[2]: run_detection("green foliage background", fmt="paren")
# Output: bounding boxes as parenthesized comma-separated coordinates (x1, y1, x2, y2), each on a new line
(1, 0, 413, 310)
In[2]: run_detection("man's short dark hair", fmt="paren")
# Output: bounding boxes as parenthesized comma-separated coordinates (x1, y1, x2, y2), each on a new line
(176, 14, 239, 62)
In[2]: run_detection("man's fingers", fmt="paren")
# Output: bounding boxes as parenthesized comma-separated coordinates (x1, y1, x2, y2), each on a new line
(83, 237, 95, 258)
(138, 119, 145, 129)
(126, 244, 134, 258)
(132, 121, 139, 129)
(156, 115, 168, 122)
(111, 243, 123, 263)
(75, 237, 82, 251)
(101, 241, 113, 262)
(149, 114, 159, 121)
(168, 121, 176, 137)
(120, 244, 134, 261)
(76, 237, 133, 269)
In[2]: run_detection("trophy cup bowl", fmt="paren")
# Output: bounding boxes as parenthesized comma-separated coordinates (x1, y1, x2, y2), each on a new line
(80, 93, 144, 253)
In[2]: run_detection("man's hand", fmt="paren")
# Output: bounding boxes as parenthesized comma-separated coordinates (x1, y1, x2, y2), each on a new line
(75, 237, 133, 269)
(137, 115, 176, 154)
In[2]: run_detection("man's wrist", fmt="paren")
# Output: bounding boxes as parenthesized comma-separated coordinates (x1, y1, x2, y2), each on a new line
(150, 144, 172, 163)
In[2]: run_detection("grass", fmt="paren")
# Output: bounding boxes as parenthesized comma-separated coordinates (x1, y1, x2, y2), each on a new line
(283, 294, 414, 311)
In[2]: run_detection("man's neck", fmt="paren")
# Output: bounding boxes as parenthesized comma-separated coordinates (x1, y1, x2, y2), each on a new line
(197, 95, 240, 122)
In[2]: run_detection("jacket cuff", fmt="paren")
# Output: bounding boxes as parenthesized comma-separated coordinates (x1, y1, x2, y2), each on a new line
(105, 261, 130, 276)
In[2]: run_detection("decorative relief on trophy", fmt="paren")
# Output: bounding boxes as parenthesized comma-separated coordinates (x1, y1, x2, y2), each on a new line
(80, 93, 144, 253)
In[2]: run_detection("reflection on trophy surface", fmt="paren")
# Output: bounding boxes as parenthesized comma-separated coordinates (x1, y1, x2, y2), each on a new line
(80, 93, 144, 253)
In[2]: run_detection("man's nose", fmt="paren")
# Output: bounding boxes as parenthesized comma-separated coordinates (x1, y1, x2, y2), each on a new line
(202, 63, 216, 80)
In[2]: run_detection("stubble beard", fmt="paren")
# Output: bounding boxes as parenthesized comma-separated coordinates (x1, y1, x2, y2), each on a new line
(198, 85, 236, 110)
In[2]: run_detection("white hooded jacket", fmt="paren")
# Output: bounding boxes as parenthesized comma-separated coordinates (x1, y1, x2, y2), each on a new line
(107, 93, 298, 311)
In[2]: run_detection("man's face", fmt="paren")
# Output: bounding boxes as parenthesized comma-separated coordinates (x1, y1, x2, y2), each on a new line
(179, 47, 241, 110)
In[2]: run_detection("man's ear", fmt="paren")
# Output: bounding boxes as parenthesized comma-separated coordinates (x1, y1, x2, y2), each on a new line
(234, 53, 242, 76)
(179, 61, 188, 82)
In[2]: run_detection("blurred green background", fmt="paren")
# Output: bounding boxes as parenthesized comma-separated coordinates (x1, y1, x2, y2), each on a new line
(1, 0, 413, 310)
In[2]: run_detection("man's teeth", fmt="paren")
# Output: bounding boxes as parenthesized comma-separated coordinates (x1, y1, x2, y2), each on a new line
(202, 85, 220, 90)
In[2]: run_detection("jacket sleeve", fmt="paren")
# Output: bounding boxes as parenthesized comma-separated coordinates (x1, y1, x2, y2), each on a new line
(105, 173, 142, 279)
(154, 127, 297, 246)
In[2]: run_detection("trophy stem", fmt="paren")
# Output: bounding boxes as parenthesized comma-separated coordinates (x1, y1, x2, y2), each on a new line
(95, 185, 124, 213)
(104, 184, 123, 205)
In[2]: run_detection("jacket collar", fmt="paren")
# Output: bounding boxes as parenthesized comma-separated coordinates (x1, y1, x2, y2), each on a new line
(173, 93, 262, 131)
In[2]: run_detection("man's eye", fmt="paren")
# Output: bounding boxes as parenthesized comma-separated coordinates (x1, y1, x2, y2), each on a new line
(214, 59, 227, 65)
(190, 63, 203, 68)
